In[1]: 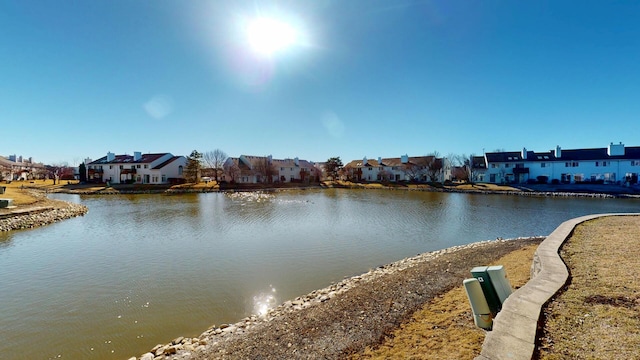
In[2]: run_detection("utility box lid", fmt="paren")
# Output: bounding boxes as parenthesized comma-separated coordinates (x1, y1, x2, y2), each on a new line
(487, 265, 513, 304)
(471, 266, 502, 316)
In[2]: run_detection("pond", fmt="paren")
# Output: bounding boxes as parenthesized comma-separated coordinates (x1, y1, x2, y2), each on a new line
(1, 189, 638, 359)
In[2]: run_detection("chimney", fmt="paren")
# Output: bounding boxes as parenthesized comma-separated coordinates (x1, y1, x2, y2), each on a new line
(554, 146, 561, 159)
(294, 157, 299, 166)
(134, 151, 142, 161)
(401, 154, 409, 164)
(107, 152, 115, 162)
(378, 157, 382, 165)
(607, 142, 625, 156)
(363, 156, 367, 166)
(521, 147, 527, 160)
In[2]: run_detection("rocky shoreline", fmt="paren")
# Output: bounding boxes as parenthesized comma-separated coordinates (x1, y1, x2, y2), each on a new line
(0, 191, 88, 232)
(128, 236, 544, 360)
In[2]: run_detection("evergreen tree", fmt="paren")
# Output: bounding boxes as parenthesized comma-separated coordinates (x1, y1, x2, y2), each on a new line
(185, 150, 203, 183)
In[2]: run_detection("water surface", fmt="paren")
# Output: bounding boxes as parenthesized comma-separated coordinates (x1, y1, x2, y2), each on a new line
(1, 189, 638, 359)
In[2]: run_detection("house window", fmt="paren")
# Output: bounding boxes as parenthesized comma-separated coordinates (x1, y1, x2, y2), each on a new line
(109, 165, 113, 169)
(491, 164, 497, 168)
(541, 163, 546, 168)
(119, 165, 123, 169)
(144, 165, 149, 169)
(281, 167, 284, 171)
(368, 167, 372, 171)
(504, 163, 510, 168)
(573, 162, 579, 167)
(161, 175, 166, 182)
(602, 161, 607, 167)
(632, 160, 640, 166)
(178, 166, 183, 175)
(136, 165, 141, 169)
(595, 161, 599, 167)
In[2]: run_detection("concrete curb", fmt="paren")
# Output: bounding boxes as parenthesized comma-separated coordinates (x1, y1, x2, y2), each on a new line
(476, 213, 638, 360)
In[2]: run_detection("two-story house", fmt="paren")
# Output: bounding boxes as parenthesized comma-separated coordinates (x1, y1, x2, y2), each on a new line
(86, 152, 186, 184)
(483, 143, 640, 185)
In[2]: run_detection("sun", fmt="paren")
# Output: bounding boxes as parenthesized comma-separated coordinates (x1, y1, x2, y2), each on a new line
(246, 17, 297, 56)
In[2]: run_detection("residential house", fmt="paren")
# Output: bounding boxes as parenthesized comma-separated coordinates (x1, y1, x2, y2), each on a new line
(343, 155, 444, 183)
(483, 143, 640, 185)
(86, 152, 186, 184)
(0, 155, 46, 181)
(223, 155, 320, 183)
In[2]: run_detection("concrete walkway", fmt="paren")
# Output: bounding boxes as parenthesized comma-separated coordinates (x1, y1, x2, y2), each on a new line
(475, 213, 638, 360)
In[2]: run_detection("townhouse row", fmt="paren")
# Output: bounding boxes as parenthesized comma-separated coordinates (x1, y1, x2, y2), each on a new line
(473, 142, 640, 185)
(79, 142, 640, 186)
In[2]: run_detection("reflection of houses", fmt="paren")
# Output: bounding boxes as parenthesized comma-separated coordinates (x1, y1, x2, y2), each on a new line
(223, 155, 321, 184)
(343, 155, 444, 182)
(483, 143, 640, 185)
(0, 155, 46, 180)
(86, 152, 186, 184)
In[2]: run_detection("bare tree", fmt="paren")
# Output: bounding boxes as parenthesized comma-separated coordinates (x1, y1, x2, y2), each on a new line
(447, 154, 468, 182)
(202, 149, 228, 182)
(253, 156, 276, 183)
(424, 152, 443, 182)
(224, 161, 241, 183)
(401, 158, 427, 182)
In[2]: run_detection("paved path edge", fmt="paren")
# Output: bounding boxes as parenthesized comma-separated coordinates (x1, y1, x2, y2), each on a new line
(476, 213, 639, 360)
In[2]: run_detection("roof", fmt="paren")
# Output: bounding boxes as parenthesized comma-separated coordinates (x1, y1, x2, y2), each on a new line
(88, 153, 168, 165)
(486, 146, 640, 163)
(345, 156, 441, 168)
(152, 156, 183, 170)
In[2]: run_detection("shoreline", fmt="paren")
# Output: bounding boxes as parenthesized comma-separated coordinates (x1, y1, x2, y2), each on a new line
(130, 236, 544, 360)
(0, 190, 88, 232)
(41, 182, 640, 198)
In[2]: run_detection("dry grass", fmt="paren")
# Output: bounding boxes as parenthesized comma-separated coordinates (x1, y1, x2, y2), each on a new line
(536, 216, 640, 359)
(449, 183, 521, 192)
(351, 243, 539, 360)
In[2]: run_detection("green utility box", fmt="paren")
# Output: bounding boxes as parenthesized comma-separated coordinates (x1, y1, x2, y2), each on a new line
(0, 186, 5, 194)
(471, 266, 502, 316)
(0, 198, 13, 208)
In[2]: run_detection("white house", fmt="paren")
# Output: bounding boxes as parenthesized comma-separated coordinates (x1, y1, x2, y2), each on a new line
(483, 143, 640, 185)
(343, 155, 444, 182)
(223, 155, 320, 183)
(86, 152, 186, 184)
(0, 155, 46, 181)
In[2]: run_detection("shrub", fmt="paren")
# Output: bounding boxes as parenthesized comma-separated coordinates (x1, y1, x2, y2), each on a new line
(551, 179, 560, 184)
(537, 176, 549, 184)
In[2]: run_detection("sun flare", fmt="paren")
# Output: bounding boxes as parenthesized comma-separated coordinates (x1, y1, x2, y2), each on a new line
(246, 17, 297, 56)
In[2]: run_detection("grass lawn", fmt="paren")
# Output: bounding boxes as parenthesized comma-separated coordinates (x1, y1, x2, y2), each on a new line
(1, 179, 76, 205)
(537, 216, 640, 359)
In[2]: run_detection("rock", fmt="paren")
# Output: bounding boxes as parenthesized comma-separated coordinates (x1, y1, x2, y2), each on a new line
(164, 345, 178, 355)
(140, 352, 154, 360)
(172, 336, 184, 345)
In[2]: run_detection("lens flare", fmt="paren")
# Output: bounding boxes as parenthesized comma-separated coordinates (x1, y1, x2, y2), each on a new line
(246, 17, 297, 56)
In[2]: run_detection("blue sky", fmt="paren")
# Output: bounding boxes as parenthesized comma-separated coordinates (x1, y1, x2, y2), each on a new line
(2, 1, 640, 165)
